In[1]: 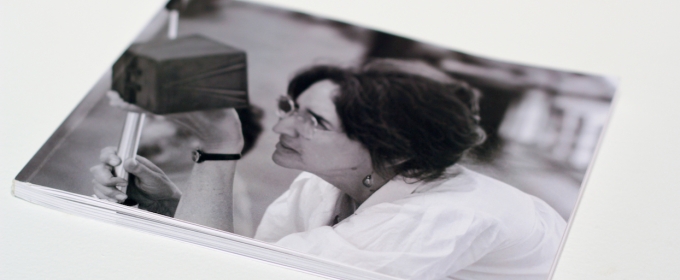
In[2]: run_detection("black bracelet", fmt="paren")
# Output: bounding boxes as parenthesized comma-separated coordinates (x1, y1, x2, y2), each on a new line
(192, 149, 241, 163)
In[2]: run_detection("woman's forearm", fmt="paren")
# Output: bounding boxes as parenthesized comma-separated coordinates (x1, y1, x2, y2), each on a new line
(174, 161, 236, 232)
(168, 107, 243, 232)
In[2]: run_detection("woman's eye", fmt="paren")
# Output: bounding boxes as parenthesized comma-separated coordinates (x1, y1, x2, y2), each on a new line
(300, 108, 332, 131)
(310, 115, 329, 130)
(315, 119, 329, 130)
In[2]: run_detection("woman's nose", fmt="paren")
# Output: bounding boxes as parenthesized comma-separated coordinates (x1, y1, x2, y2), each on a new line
(272, 115, 298, 137)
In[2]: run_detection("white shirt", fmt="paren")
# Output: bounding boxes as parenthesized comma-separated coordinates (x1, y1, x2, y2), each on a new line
(255, 166, 566, 280)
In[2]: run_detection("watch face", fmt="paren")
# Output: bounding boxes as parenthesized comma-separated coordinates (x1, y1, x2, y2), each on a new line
(192, 150, 201, 162)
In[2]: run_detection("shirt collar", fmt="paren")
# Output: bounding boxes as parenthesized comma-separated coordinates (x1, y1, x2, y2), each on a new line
(353, 165, 464, 215)
(354, 177, 421, 215)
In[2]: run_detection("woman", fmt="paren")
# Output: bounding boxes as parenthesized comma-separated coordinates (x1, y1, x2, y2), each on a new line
(92, 59, 566, 280)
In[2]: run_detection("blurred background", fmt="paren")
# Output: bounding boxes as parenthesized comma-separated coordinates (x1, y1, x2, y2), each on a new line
(25, 0, 615, 237)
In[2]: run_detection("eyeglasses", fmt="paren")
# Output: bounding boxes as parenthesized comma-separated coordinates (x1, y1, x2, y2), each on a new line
(276, 95, 328, 139)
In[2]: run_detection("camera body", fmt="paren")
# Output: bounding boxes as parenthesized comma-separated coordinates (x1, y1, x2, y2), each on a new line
(112, 34, 249, 114)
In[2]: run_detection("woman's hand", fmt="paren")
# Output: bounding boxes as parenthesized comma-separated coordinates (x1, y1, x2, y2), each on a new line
(106, 90, 147, 113)
(90, 146, 182, 216)
(106, 90, 244, 154)
(166, 107, 244, 154)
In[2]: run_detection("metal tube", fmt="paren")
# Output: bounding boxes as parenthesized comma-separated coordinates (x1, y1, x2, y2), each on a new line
(113, 3, 175, 195)
(115, 111, 145, 193)
(168, 9, 179, 39)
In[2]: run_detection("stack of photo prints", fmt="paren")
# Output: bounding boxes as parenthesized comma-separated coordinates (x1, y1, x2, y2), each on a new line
(13, 1, 617, 279)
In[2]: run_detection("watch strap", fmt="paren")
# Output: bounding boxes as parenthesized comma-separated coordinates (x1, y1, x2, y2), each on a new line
(193, 150, 241, 163)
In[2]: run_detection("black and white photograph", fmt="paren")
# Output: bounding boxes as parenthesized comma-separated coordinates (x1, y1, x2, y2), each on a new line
(13, 1, 617, 279)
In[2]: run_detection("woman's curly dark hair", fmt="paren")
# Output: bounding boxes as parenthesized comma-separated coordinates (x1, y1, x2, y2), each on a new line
(287, 59, 485, 181)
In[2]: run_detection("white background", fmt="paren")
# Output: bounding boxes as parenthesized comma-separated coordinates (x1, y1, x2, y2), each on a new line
(2, 0, 680, 279)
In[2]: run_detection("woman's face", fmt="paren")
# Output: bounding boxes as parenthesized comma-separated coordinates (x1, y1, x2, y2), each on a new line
(272, 80, 372, 175)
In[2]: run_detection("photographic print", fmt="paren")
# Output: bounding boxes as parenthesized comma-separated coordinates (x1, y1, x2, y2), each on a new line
(14, 1, 617, 279)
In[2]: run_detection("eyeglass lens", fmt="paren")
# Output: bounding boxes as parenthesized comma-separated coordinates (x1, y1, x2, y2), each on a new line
(277, 96, 295, 117)
(276, 95, 317, 138)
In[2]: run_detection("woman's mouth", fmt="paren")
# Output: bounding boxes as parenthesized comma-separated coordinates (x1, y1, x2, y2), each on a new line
(276, 141, 298, 153)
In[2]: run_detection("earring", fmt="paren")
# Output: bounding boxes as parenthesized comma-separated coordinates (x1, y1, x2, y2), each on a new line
(362, 174, 373, 189)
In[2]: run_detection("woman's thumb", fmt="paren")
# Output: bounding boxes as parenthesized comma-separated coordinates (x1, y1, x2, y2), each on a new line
(123, 158, 155, 181)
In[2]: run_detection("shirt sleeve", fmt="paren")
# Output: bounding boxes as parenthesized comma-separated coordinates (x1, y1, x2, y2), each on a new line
(273, 200, 505, 280)
(254, 172, 341, 243)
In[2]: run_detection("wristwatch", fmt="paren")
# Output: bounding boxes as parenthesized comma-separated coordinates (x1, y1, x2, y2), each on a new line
(192, 149, 241, 163)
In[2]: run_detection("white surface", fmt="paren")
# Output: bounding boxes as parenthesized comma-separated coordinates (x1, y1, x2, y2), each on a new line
(1, 0, 680, 279)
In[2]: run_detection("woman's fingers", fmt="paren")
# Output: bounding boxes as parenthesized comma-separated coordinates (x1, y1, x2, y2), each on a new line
(106, 90, 147, 113)
(135, 156, 164, 173)
(99, 146, 121, 166)
(123, 157, 159, 180)
(92, 181, 127, 203)
(92, 145, 128, 203)
(122, 157, 178, 200)
(90, 164, 127, 186)
(93, 187, 116, 203)
(164, 108, 243, 153)
(123, 158, 165, 192)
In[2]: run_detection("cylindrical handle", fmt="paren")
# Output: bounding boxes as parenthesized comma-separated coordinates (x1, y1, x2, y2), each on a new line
(168, 10, 179, 39)
(115, 111, 145, 193)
